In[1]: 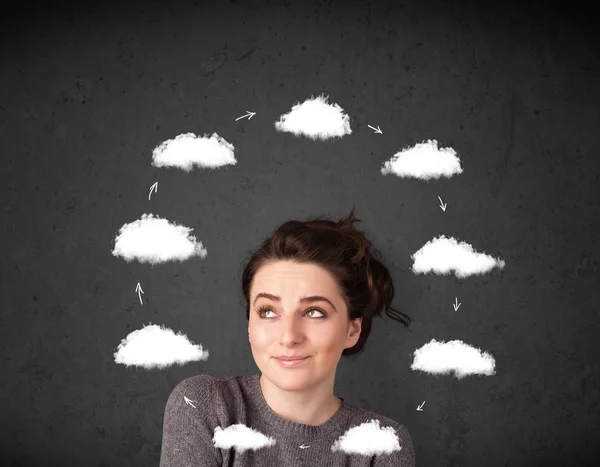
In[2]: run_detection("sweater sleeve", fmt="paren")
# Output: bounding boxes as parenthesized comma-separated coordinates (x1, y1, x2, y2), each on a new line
(159, 375, 222, 467)
(378, 423, 416, 467)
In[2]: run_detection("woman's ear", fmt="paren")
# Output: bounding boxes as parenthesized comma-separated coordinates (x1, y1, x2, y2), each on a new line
(354, 317, 362, 335)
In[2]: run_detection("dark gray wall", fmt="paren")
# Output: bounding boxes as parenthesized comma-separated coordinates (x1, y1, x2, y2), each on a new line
(1, 0, 599, 465)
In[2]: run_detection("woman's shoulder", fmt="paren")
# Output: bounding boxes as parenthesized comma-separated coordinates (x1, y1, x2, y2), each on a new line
(343, 403, 415, 466)
(172, 372, 214, 391)
(170, 373, 246, 399)
(346, 402, 412, 438)
(167, 373, 252, 425)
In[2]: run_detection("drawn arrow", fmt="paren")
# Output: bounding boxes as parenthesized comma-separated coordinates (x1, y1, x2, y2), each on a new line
(184, 396, 197, 408)
(453, 297, 461, 311)
(438, 196, 446, 212)
(417, 401, 425, 411)
(367, 124, 383, 134)
(135, 282, 144, 305)
(149, 182, 158, 200)
(235, 110, 256, 121)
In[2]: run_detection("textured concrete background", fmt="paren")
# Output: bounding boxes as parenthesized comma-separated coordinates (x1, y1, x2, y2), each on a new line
(1, 0, 599, 465)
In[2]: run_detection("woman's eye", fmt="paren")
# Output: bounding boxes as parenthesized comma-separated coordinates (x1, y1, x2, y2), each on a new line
(306, 309, 325, 317)
(258, 307, 325, 318)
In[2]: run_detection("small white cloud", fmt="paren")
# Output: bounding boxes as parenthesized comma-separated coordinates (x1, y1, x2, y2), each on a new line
(331, 420, 401, 456)
(381, 139, 463, 180)
(274, 93, 352, 141)
(411, 339, 496, 379)
(213, 424, 276, 453)
(411, 235, 505, 278)
(113, 323, 209, 369)
(111, 213, 207, 266)
(151, 132, 236, 172)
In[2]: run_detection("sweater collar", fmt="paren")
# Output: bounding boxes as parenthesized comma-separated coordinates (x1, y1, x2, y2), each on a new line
(243, 373, 355, 439)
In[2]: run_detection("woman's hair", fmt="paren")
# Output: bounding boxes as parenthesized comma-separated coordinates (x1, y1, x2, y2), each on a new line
(240, 207, 411, 357)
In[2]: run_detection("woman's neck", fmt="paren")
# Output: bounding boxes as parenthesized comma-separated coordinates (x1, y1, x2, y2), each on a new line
(259, 374, 342, 426)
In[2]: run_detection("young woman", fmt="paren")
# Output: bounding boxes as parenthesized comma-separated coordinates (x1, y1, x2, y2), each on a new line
(160, 208, 415, 466)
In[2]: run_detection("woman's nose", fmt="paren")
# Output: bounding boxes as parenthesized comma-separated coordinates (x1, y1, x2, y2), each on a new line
(279, 317, 306, 343)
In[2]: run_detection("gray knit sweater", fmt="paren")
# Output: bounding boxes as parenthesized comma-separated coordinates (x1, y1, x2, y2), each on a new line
(160, 373, 415, 466)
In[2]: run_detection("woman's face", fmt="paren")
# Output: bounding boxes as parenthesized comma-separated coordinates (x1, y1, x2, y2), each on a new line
(248, 260, 362, 391)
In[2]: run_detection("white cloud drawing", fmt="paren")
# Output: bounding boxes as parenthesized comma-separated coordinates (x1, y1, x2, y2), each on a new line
(331, 419, 402, 456)
(111, 213, 207, 266)
(210, 420, 403, 457)
(274, 93, 352, 141)
(151, 132, 236, 172)
(411, 338, 496, 379)
(213, 424, 276, 453)
(381, 139, 463, 180)
(411, 235, 505, 278)
(113, 323, 209, 369)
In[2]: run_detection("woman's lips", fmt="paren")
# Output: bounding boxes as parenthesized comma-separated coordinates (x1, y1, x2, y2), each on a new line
(275, 357, 310, 367)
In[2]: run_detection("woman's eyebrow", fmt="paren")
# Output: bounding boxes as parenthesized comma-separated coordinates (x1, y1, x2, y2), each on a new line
(253, 293, 337, 311)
